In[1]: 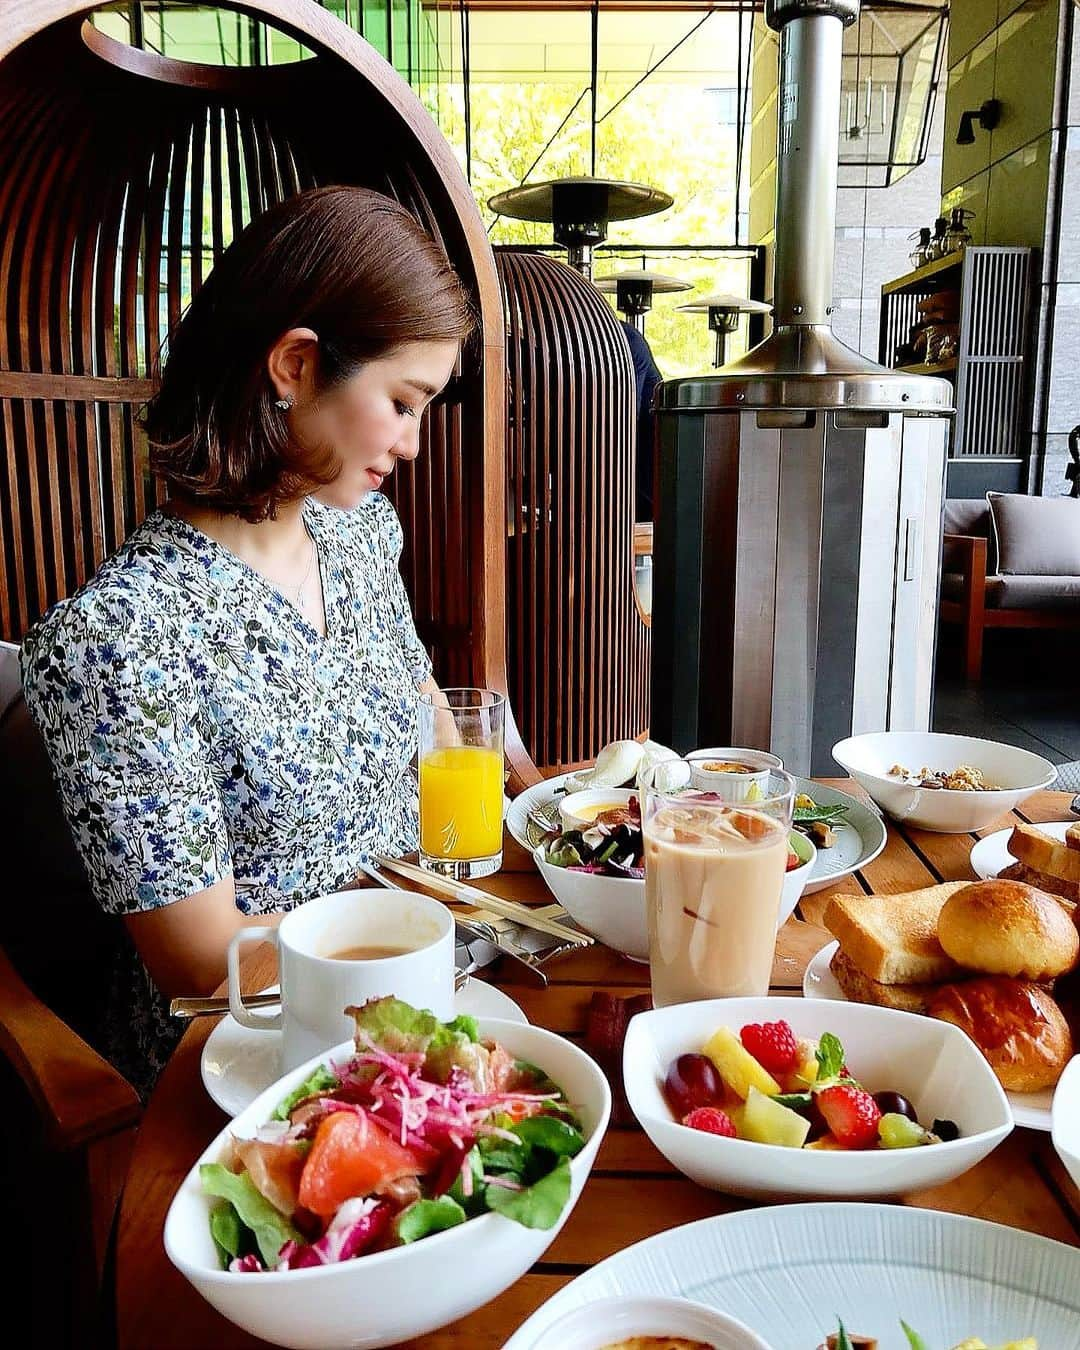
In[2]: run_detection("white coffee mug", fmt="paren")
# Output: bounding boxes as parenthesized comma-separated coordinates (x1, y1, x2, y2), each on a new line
(227, 888, 455, 1072)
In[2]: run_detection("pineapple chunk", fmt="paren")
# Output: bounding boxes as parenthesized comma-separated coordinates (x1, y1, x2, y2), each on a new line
(739, 1087, 811, 1148)
(702, 1026, 780, 1099)
(791, 1038, 820, 1088)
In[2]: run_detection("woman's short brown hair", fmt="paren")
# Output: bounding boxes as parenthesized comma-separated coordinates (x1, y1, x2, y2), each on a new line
(143, 186, 476, 522)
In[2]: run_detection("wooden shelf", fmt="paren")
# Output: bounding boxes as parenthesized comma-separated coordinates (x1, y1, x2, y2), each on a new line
(882, 249, 964, 295)
(894, 358, 958, 375)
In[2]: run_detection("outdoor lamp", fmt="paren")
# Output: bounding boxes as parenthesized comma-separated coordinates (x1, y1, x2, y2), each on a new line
(956, 98, 1001, 145)
(676, 291, 774, 367)
(594, 268, 692, 332)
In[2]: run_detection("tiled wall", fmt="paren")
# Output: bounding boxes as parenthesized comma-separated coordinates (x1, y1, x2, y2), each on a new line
(942, 0, 1075, 494)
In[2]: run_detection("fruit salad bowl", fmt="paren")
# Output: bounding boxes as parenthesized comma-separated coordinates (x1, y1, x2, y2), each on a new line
(623, 998, 1011, 1200)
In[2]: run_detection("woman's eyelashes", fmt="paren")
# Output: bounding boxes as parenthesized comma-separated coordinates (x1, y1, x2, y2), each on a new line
(393, 399, 418, 419)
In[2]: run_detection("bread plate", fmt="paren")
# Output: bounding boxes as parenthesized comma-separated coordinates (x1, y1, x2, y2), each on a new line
(509, 773, 885, 896)
(503, 1203, 1080, 1350)
(971, 820, 1071, 881)
(1051, 1054, 1080, 1189)
(805, 939, 1052, 1130)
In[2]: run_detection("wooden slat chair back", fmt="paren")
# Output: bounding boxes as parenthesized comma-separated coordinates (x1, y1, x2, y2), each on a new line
(495, 251, 650, 773)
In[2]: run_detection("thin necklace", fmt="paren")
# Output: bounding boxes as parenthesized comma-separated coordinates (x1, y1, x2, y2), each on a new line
(290, 533, 318, 610)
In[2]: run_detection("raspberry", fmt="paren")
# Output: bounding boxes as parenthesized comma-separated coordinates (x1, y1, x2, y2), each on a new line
(682, 1106, 737, 1137)
(815, 1084, 881, 1149)
(739, 1020, 799, 1074)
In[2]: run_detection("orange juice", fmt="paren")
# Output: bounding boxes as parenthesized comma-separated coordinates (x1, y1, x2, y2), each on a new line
(419, 745, 504, 859)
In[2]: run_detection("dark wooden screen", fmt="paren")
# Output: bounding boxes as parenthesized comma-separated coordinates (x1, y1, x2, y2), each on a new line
(495, 251, 650, 774)
(0, 1, 538, 782)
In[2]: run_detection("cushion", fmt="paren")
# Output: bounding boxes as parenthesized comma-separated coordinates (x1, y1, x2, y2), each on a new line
(988, 492, 1080, 576)
(994, 574, 1080, 610)
(943, 498, 991, 539)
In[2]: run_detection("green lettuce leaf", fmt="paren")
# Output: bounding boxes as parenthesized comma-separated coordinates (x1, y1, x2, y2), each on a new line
(271, 1063, 340, 1121)
(447, 1146, 487, 1215)
(348, 997, 478, 1057)
(485, 1155, 572, 1230)
(200, 1164, 301, 1268)
(511, 1114, 585, 1159)
(396, 1195, 467, 1244)
(209, 1202, 249, 1269)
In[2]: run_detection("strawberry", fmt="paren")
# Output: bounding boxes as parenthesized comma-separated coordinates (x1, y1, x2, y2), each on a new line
(683, 1106, 737, 1137)
(815, 1084, 881, 1149)
(739, 1019, 800, 1075)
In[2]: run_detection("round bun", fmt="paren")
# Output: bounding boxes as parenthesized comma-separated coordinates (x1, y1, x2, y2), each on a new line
(937, 879, 1079, 980)
(927, 977, 1073, 1092)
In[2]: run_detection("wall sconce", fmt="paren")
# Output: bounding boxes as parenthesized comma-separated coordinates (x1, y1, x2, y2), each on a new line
(956, 98, 1001, 145)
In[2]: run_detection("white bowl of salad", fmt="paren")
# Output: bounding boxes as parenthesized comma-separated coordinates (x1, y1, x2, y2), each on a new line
(623, 997, 1011, 1201)
(164, 998, 611, 1349)
(535, 801, 816, 962)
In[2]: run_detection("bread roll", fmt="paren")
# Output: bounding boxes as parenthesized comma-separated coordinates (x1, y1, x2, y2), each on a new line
(938, 879, 1079, 980)
(927, 977, 1073, 1092)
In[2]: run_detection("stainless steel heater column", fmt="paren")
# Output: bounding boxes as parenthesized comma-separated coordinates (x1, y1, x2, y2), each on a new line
(649, 0, 953, 775)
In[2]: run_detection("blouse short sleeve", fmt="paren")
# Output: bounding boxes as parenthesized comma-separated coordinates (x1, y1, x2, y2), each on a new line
(370, 494, 434, 687)
(20, 595, 232, 915)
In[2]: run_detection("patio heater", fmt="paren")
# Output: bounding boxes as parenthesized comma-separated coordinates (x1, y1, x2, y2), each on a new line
(594, 268, 692, 333)
(677, 292, 774, 367)
(650, 0, 953, 776)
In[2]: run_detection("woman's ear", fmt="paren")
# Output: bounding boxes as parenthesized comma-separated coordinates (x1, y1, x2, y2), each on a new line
(267, 327, 320, 406)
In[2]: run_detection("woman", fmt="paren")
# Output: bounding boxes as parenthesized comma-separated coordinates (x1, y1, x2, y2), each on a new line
(21, 186, 474, 1095)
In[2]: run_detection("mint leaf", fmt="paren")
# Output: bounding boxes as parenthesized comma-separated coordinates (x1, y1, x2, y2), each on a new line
(834, 1320, 854, 1350)
(815, 1032, 845, 1083)
(271, 1063, 339, 1121)
(396, 1195, 467, 1244)
(200, 1164, 301, 1268)
(900, 1321, 930, 1350)
(511, 1115, 585, 1159)
(485, 1155, 572, 1230)
(772, 1092, 812, 1111)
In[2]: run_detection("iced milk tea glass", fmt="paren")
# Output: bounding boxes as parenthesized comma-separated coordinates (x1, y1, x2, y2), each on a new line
(418, 689, 505, 880)
(641, 758, 796, 1006)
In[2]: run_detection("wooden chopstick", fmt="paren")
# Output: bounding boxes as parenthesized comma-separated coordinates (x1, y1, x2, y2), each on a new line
(373, 855, 592, 946)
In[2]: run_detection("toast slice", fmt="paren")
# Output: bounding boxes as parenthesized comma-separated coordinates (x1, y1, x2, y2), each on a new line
(1007, 822, 1080, 885)
(823, 881, 969, 984)
(829, 950, 946, 1014)
(999, 860, 1079, 909)
(1067, 822, 1080, 853)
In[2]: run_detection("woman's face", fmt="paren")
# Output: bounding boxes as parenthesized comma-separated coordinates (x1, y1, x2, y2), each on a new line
(291, 340, 460, 510)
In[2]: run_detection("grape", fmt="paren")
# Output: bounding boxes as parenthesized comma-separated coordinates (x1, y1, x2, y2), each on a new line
(872, 1091, 917, 1122)
(663, 1054, 723, 1118)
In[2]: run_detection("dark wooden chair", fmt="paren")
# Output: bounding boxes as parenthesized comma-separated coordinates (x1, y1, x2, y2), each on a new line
(495, 251, 650, 774)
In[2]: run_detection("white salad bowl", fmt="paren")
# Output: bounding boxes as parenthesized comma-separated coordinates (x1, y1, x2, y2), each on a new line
(832, 731, 1057, 833)
(526, 1295, 773, 1350)
(1052, 1055, 1080, 1191)
(164, 1018, 611, 1350)
(623, 997, 1011, 1201)
(535, 832, 815, 963)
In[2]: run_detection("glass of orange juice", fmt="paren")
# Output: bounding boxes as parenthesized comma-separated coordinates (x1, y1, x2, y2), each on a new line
(418, 689, 505, 879)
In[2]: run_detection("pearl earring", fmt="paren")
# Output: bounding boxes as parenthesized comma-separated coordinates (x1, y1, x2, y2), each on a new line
(274, 396, 294, 411)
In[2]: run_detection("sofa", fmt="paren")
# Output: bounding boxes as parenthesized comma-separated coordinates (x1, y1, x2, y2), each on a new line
(940, 495, 1080, 680)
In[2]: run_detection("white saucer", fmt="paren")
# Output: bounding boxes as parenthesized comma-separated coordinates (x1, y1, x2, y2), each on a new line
(803, 939, 1052, 1131)
(970, 820, 1071, 880)
(200, 980, 529, 1118)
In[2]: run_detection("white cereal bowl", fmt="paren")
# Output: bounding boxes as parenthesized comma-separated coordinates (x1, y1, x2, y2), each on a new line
(558, 787, 637, 833)
(536, 832, 814, 963)
(623, 997, 1012, 1200)
(164, 1018, 610, 1350)
(527, 1295, 773, 1350)
(1052, 1055, 1080, 1191)
(832, 731, 1057, 833)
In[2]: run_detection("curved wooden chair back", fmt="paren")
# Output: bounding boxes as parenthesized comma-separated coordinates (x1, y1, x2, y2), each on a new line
(0, 0, 534, 783)
(495, 251, 650, 774)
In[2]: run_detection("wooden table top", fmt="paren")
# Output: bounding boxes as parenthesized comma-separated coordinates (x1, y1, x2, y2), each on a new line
(116, 783, 1080, 1349)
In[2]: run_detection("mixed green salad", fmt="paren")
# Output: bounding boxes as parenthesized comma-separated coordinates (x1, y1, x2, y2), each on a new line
(202, 998, 585, 1272)
(829, 1319, 1034, 1349)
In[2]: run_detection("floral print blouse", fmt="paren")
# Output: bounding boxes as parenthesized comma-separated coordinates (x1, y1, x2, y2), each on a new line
(21, 492, 431, 1095)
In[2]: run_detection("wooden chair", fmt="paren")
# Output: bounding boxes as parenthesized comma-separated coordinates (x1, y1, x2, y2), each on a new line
(0, 0, 540, 784)
(495, 251, 650, 774)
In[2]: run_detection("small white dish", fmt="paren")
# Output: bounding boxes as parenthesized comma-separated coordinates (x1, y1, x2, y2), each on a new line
(804, 940, 1053, 1131)
(623, 996, 1012, 1199)
(688, 747, 783, 802)
(527, 1295, 772, 1350)
(558, 787, 637, 832)
(832, 732, 1057, 834)
(168, 1018, 611, 1350)
(201, 979, 527, 1118)
(1051, 1055, 1080, 1190)
(970, 820, 1071, 880)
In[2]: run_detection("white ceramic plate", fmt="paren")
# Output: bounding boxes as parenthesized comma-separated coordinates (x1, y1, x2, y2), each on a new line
(508, 773, 886, 896)
(804, 939, 1053, 1130)
(971, 820, 1072, 880)
(502, 1203, 1080, 1350)
(1052, 1054, 1080, 1190)
(200, 980, 527, 1118)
